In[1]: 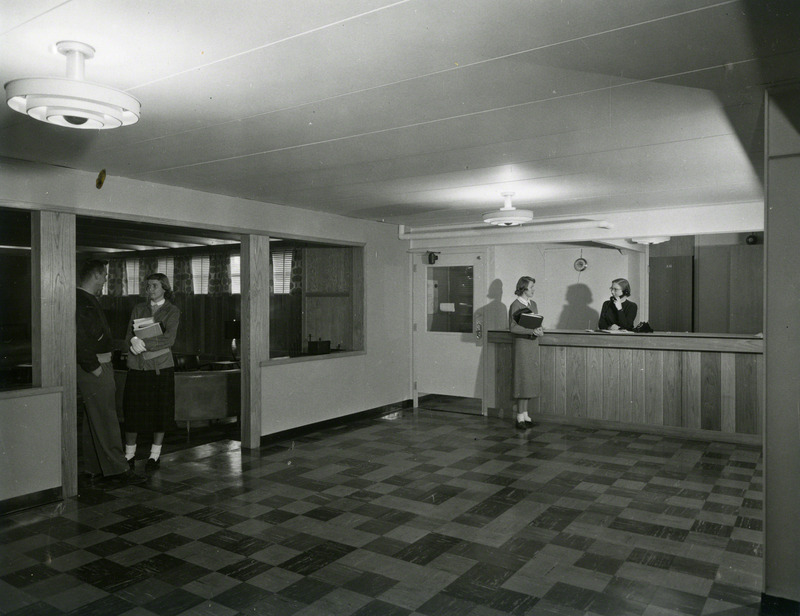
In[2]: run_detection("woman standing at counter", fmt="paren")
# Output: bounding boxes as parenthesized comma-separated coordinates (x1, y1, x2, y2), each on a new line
(123, 273, 180, 472)
(509, 276, 544, 430)
(598, 278, 637, 331)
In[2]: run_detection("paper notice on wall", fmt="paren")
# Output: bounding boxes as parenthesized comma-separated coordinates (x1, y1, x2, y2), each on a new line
(439, 303, 455, 313)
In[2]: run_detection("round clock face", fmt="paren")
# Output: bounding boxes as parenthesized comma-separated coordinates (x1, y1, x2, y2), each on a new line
(574, 257, 588, 271)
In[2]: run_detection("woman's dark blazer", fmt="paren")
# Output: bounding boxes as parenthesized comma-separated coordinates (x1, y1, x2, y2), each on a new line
(598, 299, 637, 330)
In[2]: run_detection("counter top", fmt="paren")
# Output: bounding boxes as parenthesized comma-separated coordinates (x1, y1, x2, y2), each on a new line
(487, 329, 763, 353)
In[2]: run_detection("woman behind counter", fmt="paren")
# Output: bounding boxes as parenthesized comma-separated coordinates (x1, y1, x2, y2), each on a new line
(509, 276, 544, 430)
(123, 273, 180, 471)
(598, 277, 638, 331)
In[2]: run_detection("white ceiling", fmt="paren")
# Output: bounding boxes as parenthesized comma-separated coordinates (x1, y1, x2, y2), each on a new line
(1, 0, 798, 229)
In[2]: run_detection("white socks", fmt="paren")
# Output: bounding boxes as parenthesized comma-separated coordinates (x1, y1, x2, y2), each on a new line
(126, 444, 162, 461)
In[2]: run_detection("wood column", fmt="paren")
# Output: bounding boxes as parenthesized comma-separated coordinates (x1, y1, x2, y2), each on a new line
(763, 88, 800, 603)
(241, 234, 270, 449)
(31, 211, 77, 497)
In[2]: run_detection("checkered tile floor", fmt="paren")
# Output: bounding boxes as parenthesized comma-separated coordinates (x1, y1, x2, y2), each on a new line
(0, 410, 765, 615)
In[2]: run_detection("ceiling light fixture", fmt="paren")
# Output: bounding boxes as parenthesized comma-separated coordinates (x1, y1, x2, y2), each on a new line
(482, 192, 534, 227)
(630, 236, 670, 245)
(5, 41, 140, 130)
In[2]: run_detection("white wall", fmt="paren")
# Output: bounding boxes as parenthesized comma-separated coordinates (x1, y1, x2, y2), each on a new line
(261, 223, 410, 433)
(0, 390, 61, 500)
(0, 158, 412, 436)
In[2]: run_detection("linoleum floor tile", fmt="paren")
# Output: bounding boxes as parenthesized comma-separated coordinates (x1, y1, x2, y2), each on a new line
(0, 410, 766, 616)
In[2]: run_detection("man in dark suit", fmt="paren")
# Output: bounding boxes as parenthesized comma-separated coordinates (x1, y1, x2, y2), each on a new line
(76, 259, 145, 485)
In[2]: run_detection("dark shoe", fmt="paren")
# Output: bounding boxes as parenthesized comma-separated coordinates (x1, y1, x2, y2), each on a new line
(121, 469, 147, 485)
(102, 469, 146, 486)
(515, 420, 528, 430)
(145, 458, 160, 472)
(128, 458, 135, 470)
(524, 420, 535, 428)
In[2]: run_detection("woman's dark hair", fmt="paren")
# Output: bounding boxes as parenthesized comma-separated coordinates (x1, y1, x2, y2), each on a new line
(515, 276, 536, 297)
(146, 273, 173, 301)
(612, 277, 631, 297)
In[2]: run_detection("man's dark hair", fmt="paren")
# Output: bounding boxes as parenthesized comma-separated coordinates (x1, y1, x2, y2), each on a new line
(78, 259, 108, 285)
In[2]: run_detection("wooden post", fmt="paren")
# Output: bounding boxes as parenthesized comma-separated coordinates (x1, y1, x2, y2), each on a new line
(31, 211, 77, 497)
(241, 234, 270, 449)
(763, 88, 800, 603)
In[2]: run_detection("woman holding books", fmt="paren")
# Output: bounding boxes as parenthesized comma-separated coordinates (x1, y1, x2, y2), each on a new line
(509, 276, 544, 430)
(123, 273, 180, 471)
(598, 278, 637, 331)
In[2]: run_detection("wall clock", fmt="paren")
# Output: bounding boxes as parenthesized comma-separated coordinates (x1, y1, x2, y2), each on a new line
(574, 257, 588, 271)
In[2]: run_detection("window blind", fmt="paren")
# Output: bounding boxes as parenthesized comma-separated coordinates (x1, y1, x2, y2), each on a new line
(230, 254, 241, 294)
(272, 248, 292, 294)
(157, 256, 174, 284)
(125, 259, 140, 295)
(191, 255, 210, 294)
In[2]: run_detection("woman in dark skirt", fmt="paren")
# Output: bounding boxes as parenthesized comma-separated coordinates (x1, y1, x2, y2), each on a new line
(123, 273, 180, 471)
(509, 276, 544, 430)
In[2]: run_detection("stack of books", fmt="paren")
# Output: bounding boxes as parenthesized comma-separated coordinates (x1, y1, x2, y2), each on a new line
(133, 317, 163, 339)
(132, 317, 168, 360)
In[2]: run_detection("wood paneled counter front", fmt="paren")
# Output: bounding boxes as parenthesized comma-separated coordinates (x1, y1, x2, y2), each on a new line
(487, 330, 763, 442)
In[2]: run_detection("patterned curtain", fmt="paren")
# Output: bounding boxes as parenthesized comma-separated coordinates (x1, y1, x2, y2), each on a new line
(289, 248, 303, 296)
(208, 252, 231, 295)
(139, 256, 158, 296)
(107, 258, 126, 297)
(172, 255, 194, 295)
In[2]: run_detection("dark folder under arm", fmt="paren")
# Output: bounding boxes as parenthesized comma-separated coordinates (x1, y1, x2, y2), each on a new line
(512, 307, 543, 329)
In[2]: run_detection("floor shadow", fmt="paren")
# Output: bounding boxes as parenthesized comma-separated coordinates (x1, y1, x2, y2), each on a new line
(77, 403, 240, 475)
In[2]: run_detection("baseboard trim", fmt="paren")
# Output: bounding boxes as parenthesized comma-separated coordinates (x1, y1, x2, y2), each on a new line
(761, 593, 800, 615)
(258, 399, 414, 448)
(486, 408, 762, 446)
(0, 487, 62, 516)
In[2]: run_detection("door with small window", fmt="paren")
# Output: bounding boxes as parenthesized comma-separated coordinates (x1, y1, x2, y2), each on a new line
(412, 251, 486, 413)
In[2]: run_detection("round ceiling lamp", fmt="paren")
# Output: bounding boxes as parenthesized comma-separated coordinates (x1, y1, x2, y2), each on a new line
(630, 236, 670, 245)
(5, 41, 140, 130)
(482, 192, 534, 227)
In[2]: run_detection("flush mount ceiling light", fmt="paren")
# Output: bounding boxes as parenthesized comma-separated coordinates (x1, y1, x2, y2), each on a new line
(5, 41, 140, 129)
(482, 192, 534, 227)
(630, 236, 670, 245)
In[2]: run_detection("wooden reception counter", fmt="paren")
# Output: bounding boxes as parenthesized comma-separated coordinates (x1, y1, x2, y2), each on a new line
(487, 330, 763, 442)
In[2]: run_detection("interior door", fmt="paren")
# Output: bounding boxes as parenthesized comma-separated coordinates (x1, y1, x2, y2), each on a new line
(649, 255, 693, 332)
(412, 251, 486, 411)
